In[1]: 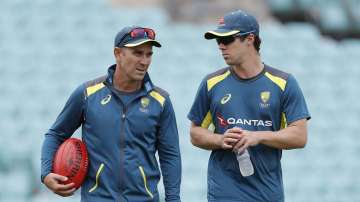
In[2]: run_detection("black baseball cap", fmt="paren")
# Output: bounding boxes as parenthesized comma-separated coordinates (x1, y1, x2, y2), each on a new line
(204, 10, 259, 39)
(114, 26, 161, 48)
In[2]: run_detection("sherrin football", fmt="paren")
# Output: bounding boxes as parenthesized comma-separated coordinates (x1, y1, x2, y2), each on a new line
(53, 138, 89, 189)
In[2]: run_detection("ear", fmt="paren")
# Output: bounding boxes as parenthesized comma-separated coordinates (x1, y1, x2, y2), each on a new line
(247, 34, 255, 45)
(115, 47, 126, 60)
(114, 47, 121, 56)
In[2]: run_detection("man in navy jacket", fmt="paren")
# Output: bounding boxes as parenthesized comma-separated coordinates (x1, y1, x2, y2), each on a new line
(41, 26, 182, 202)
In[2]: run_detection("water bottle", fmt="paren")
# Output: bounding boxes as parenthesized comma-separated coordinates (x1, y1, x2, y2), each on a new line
(236, 149, 254, 177)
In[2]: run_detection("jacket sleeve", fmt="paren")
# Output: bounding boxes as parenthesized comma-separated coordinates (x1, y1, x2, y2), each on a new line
(157, 96, 182, 202)
(187, 78, 210, 127)
(40, 84, 86, 182)
(281, 74, 311, 124)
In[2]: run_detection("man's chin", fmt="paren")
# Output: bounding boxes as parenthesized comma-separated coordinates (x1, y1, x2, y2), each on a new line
(133, 74, 146, 81)
(224, 60, 234, 66)
(223, 57, 232, 65)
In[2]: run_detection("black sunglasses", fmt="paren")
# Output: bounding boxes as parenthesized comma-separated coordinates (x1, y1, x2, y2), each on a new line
(216, 36, 237, 45)
(216, 31, 256, 46)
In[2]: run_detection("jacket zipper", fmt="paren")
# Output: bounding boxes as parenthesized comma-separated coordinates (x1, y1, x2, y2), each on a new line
(108, 86, 147, 200)
(119, 106, 126, 197)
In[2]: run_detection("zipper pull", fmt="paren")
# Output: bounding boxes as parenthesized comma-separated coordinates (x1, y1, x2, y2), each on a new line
(122, 113, 126, 119)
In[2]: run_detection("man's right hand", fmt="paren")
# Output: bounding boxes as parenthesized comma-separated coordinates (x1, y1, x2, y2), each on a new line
(219, 127, 243, 150)
(44, 173, 76, 197)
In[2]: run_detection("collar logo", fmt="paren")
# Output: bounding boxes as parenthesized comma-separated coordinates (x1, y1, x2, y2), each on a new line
(221, 93, 232, 104)
(140, 97, 150, 113)
(261, 91, 270, 103)
(260, 91, 270, 108)
(141, 97, 150, 108)
(101, 94, 111, 105)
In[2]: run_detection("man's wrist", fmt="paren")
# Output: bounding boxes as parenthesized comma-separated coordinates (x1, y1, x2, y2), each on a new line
(257, 131, 273, 144)
(41, 172, 51, 183)
(215, 133, 223, 149)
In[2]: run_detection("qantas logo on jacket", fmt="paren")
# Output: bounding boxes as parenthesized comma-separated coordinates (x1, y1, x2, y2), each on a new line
(216, 113, 228, 127)
(216, 113, 272, 127)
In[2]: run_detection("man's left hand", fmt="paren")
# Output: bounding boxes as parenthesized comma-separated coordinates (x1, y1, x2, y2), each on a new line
(232, 130, 262, 154)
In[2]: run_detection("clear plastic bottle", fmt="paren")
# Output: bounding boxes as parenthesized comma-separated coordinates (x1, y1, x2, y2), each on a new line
(236, 149, 254, 177)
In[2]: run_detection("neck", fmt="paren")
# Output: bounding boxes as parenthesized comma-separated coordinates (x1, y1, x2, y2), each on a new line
(113, 66, 142, 92)
(232, 54, 263, 79)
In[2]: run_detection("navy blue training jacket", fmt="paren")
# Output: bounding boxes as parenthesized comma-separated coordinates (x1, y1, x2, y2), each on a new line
(41, 65, 182, 202)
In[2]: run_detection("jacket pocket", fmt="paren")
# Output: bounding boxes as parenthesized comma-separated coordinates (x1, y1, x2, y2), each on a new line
(138, 166, 154, 199)
(88, 163, 105, 193)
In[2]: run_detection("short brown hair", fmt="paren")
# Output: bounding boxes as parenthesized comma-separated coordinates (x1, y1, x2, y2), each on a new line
(238, 34, 261, 53)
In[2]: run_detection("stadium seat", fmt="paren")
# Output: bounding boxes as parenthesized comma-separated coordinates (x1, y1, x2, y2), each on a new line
(317, 1, 350, 32)
(267, 0, 295, 14)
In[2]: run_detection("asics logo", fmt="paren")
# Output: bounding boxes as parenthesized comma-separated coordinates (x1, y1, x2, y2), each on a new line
(221, 94, 231, 104)
(101, 94, 111, 105)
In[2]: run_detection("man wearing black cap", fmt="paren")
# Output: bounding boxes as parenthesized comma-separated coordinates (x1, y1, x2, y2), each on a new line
(188, 10, 310, 201)
(41, 26, 182, 202)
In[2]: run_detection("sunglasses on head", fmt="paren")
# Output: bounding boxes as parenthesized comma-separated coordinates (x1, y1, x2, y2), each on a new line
(129, 28, 156, 39)
(117, 27, 156, 47)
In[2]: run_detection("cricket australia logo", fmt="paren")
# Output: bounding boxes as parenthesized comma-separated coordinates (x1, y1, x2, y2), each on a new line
(260, 91, 270, 108)
(220, 94, 232, 104)
(101, 94, 111, 105)
(140, 97, 150, 113)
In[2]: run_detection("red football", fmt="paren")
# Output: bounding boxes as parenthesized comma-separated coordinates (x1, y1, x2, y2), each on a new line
(53, 138, 89, 189)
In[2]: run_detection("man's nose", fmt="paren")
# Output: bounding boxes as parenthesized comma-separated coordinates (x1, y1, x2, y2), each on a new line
(218, 43, 226, 50)
(140, 55, 151, 65)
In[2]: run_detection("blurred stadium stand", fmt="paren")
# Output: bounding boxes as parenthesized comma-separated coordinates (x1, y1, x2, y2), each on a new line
(267, 0, 360, 40)
(0, 0, 360, 202)
(163, 0, 275, 24)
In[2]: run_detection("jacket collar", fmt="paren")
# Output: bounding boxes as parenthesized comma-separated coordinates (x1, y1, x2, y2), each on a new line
(104, 64, 154, 93)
